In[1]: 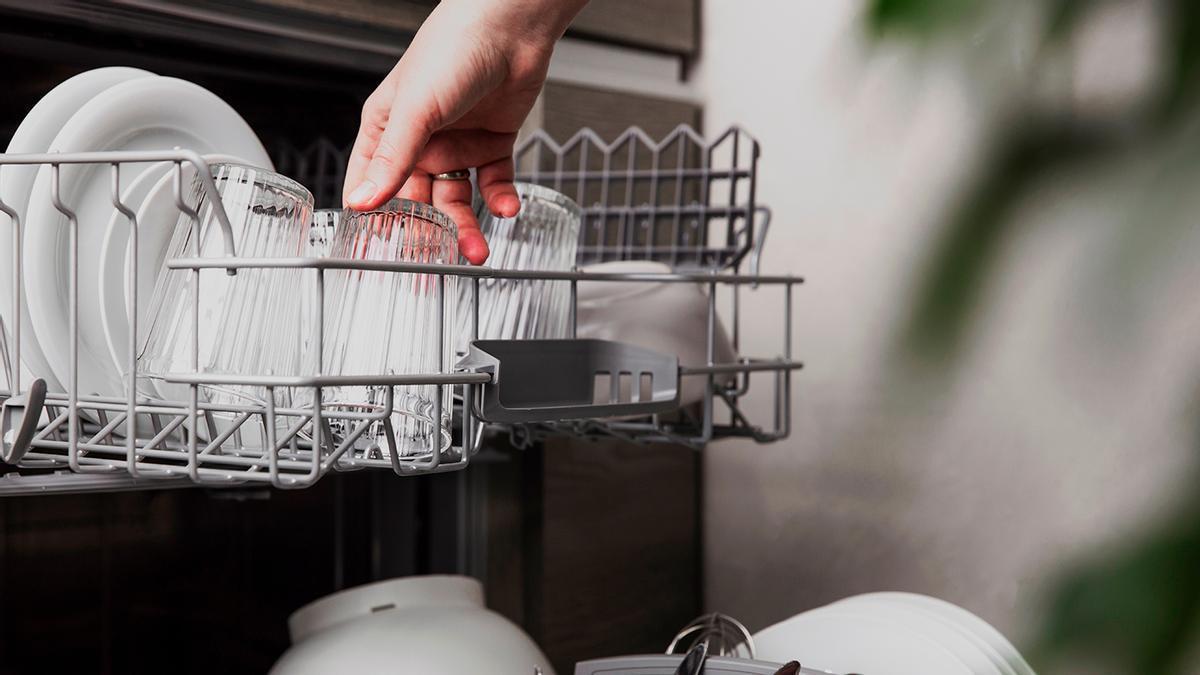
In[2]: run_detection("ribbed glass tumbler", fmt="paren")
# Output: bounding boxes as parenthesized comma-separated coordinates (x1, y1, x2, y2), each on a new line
(308, 208, 341, 257)
(320, 199, 458, 459)
(455, 182, 580, 354)
(137, 163, 314, 407)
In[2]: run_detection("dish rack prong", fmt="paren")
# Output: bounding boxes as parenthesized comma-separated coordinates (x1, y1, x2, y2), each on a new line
(0, 124, 801, 494)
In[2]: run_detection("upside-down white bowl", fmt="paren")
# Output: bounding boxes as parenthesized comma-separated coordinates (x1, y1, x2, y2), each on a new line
(271, 575, 554, 675)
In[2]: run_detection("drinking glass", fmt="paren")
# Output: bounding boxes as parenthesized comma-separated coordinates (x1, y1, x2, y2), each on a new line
(296, 208, 343, 380)
(308, 208, 341, 257)
(138, 162, 314, 407)
(319, 199, 457, 458)
(456, 182, 580, 354)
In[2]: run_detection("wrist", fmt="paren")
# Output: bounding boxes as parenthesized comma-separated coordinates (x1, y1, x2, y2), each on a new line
(451, 0, 587, 48)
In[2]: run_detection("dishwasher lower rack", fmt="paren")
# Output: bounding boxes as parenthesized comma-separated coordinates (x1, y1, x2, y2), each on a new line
(0, 148, 800, 494)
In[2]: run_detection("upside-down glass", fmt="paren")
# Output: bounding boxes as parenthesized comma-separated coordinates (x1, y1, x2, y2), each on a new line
(297, 208, 342, 372)
(308, 208, 341, 257)
(455, 182, 580, 354)
(137, 163, 314, 407)
(318, 199, 457, 458)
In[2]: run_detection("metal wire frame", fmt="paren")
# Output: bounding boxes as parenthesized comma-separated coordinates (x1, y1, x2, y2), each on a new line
(0, 139, 800, 494)
(0, 151, 484, 491)
(483, 266, 801, 450)
(667, 613, 757, 660)
(278, 124, 763, 263)
(0, 261, 800, 491)
(514, 125, 760, 271)
(3, 259, 491, 490)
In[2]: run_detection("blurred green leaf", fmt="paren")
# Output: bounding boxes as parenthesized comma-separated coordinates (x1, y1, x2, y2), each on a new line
(1158, 0, 1200, 121)
(1045, 0, 1103, 40)
(1031, 496, 1200, 674)
(866, 0, 980, 36)
(902, 116, 1124, 361)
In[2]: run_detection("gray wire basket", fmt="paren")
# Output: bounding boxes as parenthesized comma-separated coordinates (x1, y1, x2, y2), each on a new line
(0, 126, 801, 495)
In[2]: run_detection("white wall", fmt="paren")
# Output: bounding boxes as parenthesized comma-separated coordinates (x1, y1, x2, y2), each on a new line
(696, 0, 1200, 644)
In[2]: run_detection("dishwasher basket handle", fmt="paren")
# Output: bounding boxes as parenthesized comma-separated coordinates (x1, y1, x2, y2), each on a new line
(457, 339, 680, 423)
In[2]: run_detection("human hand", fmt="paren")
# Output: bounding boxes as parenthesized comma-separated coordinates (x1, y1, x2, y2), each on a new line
(343, 0, 587, 264)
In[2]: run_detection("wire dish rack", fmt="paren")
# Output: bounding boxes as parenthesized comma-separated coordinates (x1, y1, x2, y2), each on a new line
(514, 125, 761, 271)
(0, 125, 801, 495)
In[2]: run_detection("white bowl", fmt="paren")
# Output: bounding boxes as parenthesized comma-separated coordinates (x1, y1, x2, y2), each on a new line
(272, 576, 554, 675)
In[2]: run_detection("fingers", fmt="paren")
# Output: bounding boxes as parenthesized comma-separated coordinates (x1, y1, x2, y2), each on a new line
(398, 168, 433, 205)
(342, 93, 389, 206)
(476, 156, 520, 218)
(345, 99, 436, 211)
(419, 130, 516, 174)
(432, 177, 489, 265)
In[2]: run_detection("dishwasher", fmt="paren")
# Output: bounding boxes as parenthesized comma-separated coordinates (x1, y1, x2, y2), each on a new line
(0, 123, 802, 673)
(0, 7, 802, 674)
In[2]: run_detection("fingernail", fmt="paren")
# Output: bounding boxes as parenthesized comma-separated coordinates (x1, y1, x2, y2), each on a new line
(497, 196, 520, 218)
(348, 180, 376, 206)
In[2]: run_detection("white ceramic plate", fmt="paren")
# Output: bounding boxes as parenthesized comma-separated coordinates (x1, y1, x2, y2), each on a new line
(95, 160, 172, 381)
(0, 66, 154, 391)
(830, 596, 1008, 675)
(860, 592, 1035, 675)
(753, 607, 974, 675)
(576, 260, 736, 406)
(24, 76, 269, 397)
(97, 153, 262, 389)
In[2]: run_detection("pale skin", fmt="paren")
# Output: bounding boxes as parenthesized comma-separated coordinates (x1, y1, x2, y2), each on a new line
(343, 0, 590, 264)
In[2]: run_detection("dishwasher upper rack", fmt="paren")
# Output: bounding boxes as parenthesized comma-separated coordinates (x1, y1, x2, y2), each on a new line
(514, 124, 760, 272)
(0, 148, 800, 495)
(0, 150, 498, 493)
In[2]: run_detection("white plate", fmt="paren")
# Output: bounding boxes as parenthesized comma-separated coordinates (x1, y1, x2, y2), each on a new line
(97, 153, 261, 390)
(857, 592, 1035, 675)
(753, 607, 974, 675)
(830, 596, 1008, 675)
(24, 76, 269, 397)
(96, 160, 172, 381)
(576, 260, 736, 406)
(0, 66, 154, 390)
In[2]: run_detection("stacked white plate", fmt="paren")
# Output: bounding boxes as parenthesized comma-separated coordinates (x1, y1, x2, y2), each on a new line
(0, 66, 272, 396)
(752, 592, 1035, 675)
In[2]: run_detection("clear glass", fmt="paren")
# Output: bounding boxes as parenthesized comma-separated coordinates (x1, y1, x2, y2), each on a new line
(309, 208, 341, 257)
(318, 199, 457, 458)
(455, 182, 580, 354)
(137, 163, 314, 407)
(297, 208, 342, 377)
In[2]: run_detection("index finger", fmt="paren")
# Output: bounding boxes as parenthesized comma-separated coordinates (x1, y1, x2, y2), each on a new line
(342, 91, 390, 206)
(346, 99, 435, 211)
